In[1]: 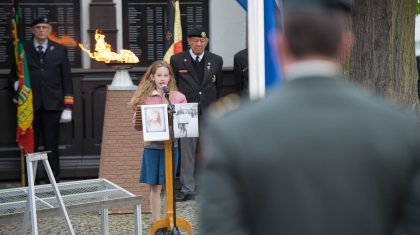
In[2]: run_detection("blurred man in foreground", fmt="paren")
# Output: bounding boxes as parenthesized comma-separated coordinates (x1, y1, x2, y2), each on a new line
(200, 0, 420, 234)
(233, 48, 249, 98)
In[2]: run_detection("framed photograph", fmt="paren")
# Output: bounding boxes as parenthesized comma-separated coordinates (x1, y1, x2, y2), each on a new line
(173, 103, 199, 138)
(141, 104, 170, 141)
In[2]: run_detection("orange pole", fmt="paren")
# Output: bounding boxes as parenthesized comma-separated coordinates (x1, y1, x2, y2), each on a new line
(150, 140, 192, 234)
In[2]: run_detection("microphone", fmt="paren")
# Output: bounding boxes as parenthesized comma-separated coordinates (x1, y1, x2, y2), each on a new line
(161, 85, 174, 114)
(162, 85, 169, 94)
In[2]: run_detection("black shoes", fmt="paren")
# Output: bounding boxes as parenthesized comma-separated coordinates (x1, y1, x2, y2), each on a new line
(175, 192, 195, 202)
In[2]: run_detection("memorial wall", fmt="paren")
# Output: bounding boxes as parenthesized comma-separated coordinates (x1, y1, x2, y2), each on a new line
(0, 0, 81, 69)
(0, 0, 209, 68)
(122, 0, 208, 67)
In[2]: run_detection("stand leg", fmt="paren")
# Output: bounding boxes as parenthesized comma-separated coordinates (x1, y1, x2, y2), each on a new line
(43, 159, 75, 235)
(101, 208, 109, 235)
(21, 159, 38, 235)
(27, 158, 38, 235)
(151, 215, 170, 234)
(134, 204, 142, 235)
(175, 217, 193, 235)
(21, 196, 30, 235)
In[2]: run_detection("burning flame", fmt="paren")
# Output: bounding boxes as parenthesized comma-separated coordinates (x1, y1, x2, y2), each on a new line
(49, 32, 78, 47)
(79, 30, 139, 63)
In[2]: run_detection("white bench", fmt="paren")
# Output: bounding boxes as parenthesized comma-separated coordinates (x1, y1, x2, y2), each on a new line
(0, 178, 142, 235)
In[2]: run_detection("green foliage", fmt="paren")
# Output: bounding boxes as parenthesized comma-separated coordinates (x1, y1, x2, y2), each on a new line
(417, 0, 420, 15)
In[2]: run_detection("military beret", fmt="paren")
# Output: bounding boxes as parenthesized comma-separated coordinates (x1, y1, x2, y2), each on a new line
(283, 0, 352, 12)
(187, 27, 208, 38)
(30, 17, 49, 27)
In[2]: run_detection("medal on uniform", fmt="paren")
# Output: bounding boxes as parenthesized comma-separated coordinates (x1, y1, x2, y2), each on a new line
(211, 75, 216, 83)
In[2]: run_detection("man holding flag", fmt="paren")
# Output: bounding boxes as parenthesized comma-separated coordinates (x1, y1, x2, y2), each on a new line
(9, 8, 74, 183)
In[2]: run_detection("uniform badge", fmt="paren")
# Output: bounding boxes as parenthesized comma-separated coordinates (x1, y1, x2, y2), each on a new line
(207, 62, 211, 70)
(201, 32, 207, 38)
(166, 31, 173, 41)
(50, 46, 55, 51)
(211, 75, 216, 83)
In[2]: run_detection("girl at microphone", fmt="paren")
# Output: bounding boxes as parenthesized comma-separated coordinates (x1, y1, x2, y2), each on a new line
(129, 60, 186, 222)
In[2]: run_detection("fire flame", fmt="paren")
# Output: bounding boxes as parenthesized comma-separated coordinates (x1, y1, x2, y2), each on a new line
(79, 30, 139, 63)
(48, 32, 78, 47)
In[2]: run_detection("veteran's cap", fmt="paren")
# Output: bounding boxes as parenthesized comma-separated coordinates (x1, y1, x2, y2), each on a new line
(30, 17, 49, 27)
(187, 27, 208, 38)
(283, 0, 352, 12)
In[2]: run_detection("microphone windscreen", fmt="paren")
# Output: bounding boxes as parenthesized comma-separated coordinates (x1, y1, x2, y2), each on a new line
(162, 85, 169, 94)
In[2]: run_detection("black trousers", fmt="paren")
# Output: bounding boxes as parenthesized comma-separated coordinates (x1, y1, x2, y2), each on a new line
(32, 108, 62, 180)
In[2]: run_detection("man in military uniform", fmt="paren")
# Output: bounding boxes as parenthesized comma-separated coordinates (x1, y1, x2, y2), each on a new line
(200, 0, 420, 234)
(233, 48, 249, 98)
(170, 27, 223, 201)
(9, 17, 74, 182)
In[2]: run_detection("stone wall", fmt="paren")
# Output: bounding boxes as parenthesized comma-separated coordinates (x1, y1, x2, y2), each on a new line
(99, 90, 150, 213)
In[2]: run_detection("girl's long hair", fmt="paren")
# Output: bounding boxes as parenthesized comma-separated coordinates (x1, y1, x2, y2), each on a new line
(129, 60, 177, 110)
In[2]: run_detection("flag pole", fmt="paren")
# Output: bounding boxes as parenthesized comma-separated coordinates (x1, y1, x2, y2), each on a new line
(13, 0, 35, 181)
(248, 0, 266, 99)
(20, 148, 26, 186)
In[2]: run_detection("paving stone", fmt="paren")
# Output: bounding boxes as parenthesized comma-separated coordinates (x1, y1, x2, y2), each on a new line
(0, 198, 199, 235)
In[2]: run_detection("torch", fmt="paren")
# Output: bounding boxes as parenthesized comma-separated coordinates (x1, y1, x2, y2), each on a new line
(79, 30, 139, 89)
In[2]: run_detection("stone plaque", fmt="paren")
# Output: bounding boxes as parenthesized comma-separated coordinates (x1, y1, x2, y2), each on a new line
(122, 0, 209, 67)
(0, 0, 81, 69)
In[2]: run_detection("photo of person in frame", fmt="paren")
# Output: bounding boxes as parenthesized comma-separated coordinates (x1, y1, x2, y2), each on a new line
(145, 107, 166, 133)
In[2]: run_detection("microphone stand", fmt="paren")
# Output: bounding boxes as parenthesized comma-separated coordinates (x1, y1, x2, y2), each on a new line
(150, 88, 192, 235)
(164, 91, 179, 234)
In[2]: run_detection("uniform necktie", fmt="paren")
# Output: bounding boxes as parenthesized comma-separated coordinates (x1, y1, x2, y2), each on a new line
(37, 45, 45, 63)
(37, 45, 44, 56)
(195, 56, 200, 63)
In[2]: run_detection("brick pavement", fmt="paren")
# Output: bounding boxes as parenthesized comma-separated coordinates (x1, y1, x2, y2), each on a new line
(0, 182, 199, 234)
